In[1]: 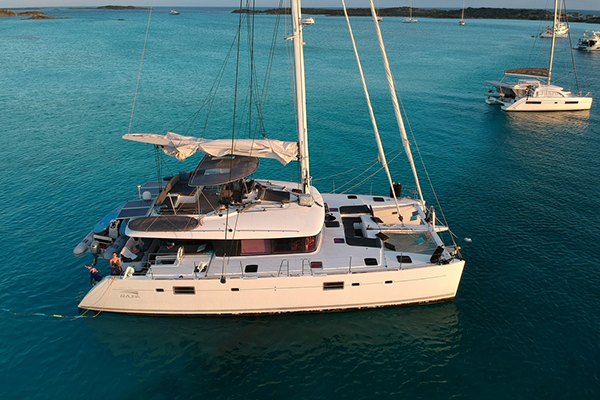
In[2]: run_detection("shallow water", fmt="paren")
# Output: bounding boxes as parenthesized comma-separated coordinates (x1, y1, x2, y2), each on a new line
(0, 6, 599, 399)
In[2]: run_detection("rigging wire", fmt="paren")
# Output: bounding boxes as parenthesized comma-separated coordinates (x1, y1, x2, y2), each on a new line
(219, 0, 248, 283)
(563, 0, 581, 94)
(340, 0, 405, 221)
(340, 152, 404, 194)
(170, 29, 241, 136)
(128, 1, 154, 135)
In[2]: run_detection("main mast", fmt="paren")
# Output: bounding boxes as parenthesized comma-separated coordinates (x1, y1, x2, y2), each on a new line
(367, 0, 425, 208)
(548, 0, 559, 85)
(290, 0, 312, 199)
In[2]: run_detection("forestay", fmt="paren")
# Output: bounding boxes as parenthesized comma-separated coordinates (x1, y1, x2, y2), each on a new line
(123, 132, 299, 164)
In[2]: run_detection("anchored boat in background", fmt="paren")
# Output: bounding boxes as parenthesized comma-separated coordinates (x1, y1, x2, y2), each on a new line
(485, 0, 592, 111)
(403, 0, 418, 23)
(576, 30, 600, 51)
(459, 0, 466, 25)
(75, 0, 464, 315)
(539, 0, 568, 38)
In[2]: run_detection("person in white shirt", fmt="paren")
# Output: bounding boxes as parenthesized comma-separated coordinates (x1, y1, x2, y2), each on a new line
(120, 237, 143, 261)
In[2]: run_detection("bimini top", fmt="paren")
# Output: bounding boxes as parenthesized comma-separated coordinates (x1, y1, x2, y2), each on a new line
(123, 132, 298, 165)
(504, 68, 549, 78)
(189, 155, 259, 186)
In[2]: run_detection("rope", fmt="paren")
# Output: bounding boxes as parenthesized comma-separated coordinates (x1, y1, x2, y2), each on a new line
(127, 1, 154, 135)
(78, 276, 117, 318)
(2, 276, 117, 320)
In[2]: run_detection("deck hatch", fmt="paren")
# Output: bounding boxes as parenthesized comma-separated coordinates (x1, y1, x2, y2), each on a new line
(244, 264, 258, 273)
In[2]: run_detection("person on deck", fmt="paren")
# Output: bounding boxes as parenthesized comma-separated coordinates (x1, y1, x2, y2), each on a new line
(120, 237, 143, 262)
(85, 266, 102, 285)
(109, 252, 123, 275)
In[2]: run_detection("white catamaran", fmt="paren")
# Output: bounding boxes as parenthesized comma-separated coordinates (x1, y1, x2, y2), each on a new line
(485, 0, 592, 112)
(75, 0, 465, 315)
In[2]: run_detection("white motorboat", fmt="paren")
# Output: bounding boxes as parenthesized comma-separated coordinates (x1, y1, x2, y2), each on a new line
(169, 9, 180, 15)
(76, 0, 465, 315)
(576, 30, 600, 51)
(403, 0, 418, 23)
(485, 0, 592, 112)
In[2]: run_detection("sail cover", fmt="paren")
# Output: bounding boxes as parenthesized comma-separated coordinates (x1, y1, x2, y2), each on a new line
(503, 68, 549, 78)
(123, 132, 299, 165)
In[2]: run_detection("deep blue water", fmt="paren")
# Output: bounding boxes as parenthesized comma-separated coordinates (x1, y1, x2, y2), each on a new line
(1, 6, 599, 399)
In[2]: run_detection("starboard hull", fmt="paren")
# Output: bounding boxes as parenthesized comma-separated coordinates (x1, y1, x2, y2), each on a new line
(502, 96, 593, 112)
(79, 259, 465, 315)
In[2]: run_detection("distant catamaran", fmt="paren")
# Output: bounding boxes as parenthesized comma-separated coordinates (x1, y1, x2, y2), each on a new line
(485, 0, 592, 112)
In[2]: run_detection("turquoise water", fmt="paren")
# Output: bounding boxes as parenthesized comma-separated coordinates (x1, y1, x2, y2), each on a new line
(1, 6, 600, 399)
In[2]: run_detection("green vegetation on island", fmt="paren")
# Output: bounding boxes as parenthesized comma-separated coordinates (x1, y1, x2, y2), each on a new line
(0, 9, 59, 19)
(234, 7, 600, 24)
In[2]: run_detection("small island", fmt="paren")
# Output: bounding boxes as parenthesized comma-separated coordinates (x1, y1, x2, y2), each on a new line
(97, 5, 149, 10)
(0, 9, 59, 19)
(234, 7, 600, 24)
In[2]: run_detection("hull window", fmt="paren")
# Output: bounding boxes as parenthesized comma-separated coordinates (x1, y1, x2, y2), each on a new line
(323, 282, 344, 290)
(173, 286, 195, 295)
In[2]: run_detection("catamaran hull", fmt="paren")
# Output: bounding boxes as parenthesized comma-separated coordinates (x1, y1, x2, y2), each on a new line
(78, 260, 464, 315)
(502, 96, 593, 112)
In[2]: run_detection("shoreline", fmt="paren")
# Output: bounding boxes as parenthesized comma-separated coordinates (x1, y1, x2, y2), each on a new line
(235, 7, 600, 24)
(1, 6, 598, 24)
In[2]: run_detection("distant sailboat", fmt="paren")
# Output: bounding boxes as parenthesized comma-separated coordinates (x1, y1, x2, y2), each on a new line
(459, 0, 466, 25)
(485, 0, 593, 112)
(539, 0, 568, 38)
(403, 0, 418, 23)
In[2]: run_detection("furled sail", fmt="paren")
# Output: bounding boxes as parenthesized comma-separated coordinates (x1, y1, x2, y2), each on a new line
(123, 132, 299, 165)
